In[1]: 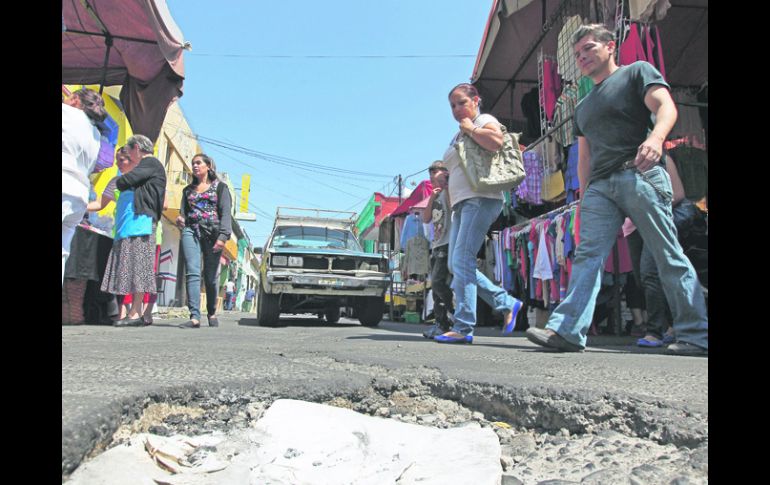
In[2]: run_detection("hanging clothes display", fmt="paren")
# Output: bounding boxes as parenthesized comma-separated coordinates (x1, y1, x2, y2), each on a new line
(553, 82, 578, 147)
(515, 148, 545, 206)
(619, 23, 647, 66)
(403, 236, 430, 278)
(643, 24, 666, 80)
(577, 76, 594, 100)
(541, 58, 562, 123)
(399, 213, 422, 249)
(564, 143, 580, 203)
(629, 0, 672, 23)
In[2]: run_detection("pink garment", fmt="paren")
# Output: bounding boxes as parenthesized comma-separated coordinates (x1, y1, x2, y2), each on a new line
(618, 24, 647, 66)
(643, 25, 666, 80)
(604, 231, 633, 274)
(542, 59, 562, 122)
(622, 217, 637, 238)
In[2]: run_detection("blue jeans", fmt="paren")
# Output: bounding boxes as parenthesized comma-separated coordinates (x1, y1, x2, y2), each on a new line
(225, 291, 234, 310)
(181, 227, 222, 320)
(546, 166, 708, 349)
(640, 199, 703, 339)
(448, 197, 516, 336)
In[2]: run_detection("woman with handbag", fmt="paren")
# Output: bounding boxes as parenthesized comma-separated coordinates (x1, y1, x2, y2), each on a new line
(176, 154, 233, 329)
(434, 83, 524, 344)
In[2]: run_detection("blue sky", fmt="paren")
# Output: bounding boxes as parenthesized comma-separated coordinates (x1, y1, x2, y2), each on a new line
(166, 0, 494, 246)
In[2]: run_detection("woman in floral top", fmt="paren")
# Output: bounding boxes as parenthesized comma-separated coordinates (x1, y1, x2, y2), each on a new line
(175, 154, 233, 328)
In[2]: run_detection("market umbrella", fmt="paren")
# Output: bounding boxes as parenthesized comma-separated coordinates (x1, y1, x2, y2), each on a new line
(62, 0, 190, 143)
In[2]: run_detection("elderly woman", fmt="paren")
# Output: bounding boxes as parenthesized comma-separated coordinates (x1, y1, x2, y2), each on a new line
(176, 154, 233, 329)
(62, 88, 107, 283)
(435, 83, 523, 344)
(100, 135, 167, 327)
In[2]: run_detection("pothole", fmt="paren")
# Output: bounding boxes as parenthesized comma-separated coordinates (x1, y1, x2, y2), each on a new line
(65, 375, 707, 484)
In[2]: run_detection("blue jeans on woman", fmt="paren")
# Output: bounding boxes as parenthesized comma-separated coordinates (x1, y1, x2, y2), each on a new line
(545, 165, 708, 349)
(447, 197, 517, 336)
(181, 227, 222, 321)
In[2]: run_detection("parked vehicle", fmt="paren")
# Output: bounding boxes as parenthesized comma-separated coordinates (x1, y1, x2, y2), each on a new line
(257, 207, 389, 326)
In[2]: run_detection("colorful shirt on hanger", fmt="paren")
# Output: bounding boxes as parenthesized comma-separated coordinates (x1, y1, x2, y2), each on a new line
(515, 149, 545, 205)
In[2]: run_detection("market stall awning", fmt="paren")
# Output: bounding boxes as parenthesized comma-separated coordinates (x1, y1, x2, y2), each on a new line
(471, 0, 707, 135)
(62, 0, 189, 143)
(358, 192, 402, 241)
(390, 181, 434, 217)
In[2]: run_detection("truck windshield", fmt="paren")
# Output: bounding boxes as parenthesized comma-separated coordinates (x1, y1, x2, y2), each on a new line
(271, 226, 362, 251)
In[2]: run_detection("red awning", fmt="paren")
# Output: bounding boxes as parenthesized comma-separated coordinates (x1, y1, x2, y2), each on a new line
(373, 193, 401, 226)
(390, 180, 434, 217)
(62, 0, 189, 143)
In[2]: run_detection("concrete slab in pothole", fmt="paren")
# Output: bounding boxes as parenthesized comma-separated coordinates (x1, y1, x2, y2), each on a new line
(67, 399, 502, 484)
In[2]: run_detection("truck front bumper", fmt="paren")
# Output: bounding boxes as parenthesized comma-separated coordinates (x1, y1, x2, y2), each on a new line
(265, 272, 390, 297)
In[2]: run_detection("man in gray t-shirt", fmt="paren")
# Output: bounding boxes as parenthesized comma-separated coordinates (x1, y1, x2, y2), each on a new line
(525, 24, 708, 356)
(422, 161, 454, 338)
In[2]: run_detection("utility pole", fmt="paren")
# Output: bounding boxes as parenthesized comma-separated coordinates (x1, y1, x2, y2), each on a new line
(389, 174, 403, 323)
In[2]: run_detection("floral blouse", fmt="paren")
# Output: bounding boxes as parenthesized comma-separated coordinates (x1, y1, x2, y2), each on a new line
(186, 179, 221, 239)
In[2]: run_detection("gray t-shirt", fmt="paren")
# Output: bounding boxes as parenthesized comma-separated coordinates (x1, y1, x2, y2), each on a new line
(574, 61, 670, 183)
(430, 190, 451, 249)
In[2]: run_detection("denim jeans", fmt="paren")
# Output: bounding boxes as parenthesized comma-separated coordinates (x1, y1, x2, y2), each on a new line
(546, 165, 708, 349)
(448, 197, 516, 336)
(225, 291, 234, 310)
(181, 227, 222, 320)
(639, 198, 703, 339)
(430, 244, 453, 329)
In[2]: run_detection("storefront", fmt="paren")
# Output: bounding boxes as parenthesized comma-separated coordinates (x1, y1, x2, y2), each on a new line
(469, 0, 707, 331)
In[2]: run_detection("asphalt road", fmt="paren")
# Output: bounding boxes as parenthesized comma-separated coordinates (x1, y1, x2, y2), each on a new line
(62, 311, 708, 477)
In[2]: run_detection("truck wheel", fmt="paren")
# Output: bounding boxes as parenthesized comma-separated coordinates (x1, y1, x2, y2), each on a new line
(325, 306, 341, 323)
(357, 296, 384, 327)
(257, 284, 280, 326)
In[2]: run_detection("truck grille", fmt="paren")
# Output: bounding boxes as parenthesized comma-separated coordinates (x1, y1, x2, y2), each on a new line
(332, 259, 356, 271)
(302, 257, 328, 270)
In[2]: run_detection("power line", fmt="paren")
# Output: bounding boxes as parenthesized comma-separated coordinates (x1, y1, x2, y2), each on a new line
(189, 53, 475, 59)
(208, 147, 326, 208)
(161, 120, 392, 179)
(193, 133, 392, 178)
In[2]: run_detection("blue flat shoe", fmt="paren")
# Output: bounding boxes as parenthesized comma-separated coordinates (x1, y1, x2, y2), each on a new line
(502, 299, 524, 334)
(637, 337, 664, 348)
(434, 333, 473, 344)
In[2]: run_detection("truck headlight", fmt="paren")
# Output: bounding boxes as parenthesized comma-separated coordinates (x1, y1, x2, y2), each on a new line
(288, 256, 303, 267)
(272, 255, 288, 266)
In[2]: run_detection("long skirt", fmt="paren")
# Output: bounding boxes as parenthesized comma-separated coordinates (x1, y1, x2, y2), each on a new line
(101, 231, 157, 295)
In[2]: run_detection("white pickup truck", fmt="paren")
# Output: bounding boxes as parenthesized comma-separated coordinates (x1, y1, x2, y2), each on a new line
(257, 207, 389, 326)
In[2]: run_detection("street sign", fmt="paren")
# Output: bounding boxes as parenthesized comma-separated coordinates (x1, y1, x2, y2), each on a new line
(240, 174, 251, 213)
